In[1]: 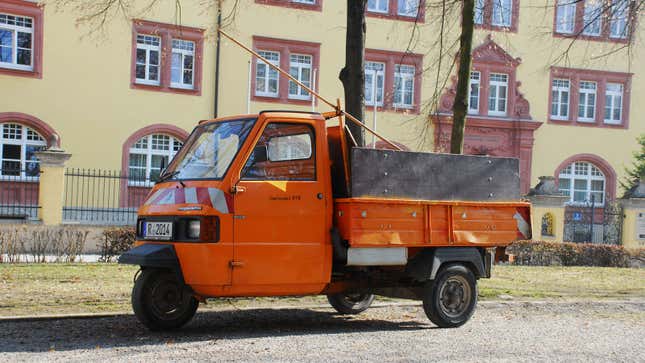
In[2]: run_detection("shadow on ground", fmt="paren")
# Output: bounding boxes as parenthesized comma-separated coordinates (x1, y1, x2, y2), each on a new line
(0, 307, 431, 353)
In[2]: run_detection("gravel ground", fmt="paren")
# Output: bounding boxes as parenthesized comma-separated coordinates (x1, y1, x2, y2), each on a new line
(1, 300, 643, 362)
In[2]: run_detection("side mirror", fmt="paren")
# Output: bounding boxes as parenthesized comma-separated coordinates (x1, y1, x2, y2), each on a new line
(252, 145, 268, 163)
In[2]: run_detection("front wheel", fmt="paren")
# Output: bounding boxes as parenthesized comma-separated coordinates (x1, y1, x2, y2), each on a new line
(132, 269, 199, 331)
(422, 264, 477, 328)
(327, 292, 375, 314)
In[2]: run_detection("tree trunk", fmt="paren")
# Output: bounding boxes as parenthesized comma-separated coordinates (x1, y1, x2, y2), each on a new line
(450, 0, 475, 154)
(339, 0, 367, 147)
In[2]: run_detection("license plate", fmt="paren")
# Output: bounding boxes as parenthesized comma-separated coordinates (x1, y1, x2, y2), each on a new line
(143, 221, 173, 240)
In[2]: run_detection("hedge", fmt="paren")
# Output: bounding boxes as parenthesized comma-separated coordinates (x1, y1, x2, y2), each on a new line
(507, 240, 645, 268)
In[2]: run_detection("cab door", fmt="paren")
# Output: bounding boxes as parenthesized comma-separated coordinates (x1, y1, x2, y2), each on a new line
(232, 121, 327, 291)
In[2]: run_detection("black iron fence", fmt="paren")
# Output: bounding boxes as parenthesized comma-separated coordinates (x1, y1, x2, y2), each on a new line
(564, 200, 623, 244)
(0, 167, 40, 220)
(63, 168, 154, 225)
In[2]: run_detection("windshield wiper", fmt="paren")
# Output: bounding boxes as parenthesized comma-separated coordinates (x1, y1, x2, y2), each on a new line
(156, 170, 180, 184)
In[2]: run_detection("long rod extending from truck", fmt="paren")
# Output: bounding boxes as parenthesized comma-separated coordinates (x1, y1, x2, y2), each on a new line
(218, 29, 402, 151)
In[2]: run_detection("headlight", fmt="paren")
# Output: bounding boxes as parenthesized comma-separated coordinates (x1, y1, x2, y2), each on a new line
(187, 220, 201, 239)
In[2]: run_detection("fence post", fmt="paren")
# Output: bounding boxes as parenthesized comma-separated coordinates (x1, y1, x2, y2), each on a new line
(35, 148, 71, 225)
(620, 179, 645, 249)
(526, 176, 568, 241)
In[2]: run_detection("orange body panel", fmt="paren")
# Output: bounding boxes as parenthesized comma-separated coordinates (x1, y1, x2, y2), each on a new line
(334, 198, 531, 248)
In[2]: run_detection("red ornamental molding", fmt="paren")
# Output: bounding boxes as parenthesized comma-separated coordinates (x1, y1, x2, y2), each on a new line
(0, 112, 60, 147)
(438, 35, 531, 120)
(0, 0, 44, 79)
(554, 153, 617, 201)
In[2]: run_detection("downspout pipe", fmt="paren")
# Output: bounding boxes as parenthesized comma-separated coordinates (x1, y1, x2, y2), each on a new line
(213, 1, 222, 118)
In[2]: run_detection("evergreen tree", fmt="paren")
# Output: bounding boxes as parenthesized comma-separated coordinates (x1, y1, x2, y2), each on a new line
(621, 134, 645, 196)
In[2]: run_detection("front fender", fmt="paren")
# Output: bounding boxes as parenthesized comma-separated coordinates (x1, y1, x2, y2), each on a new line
(118, 243, 184, 283)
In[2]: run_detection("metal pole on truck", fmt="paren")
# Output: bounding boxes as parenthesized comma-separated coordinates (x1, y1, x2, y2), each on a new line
(371, 69, 379, 148)
(247, 60, 252, 114)
(217, 29, 402, 151)
(312, 68, 317, 112)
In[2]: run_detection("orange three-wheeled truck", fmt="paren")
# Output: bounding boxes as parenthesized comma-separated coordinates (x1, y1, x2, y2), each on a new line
(119, 109, 531, 331)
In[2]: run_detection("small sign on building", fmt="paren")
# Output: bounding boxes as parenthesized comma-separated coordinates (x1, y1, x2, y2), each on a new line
(636, 212, 645, 240)
(572, 212, 583, 221)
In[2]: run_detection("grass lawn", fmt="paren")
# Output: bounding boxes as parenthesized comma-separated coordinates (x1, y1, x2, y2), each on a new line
(0, 264, 643, 317)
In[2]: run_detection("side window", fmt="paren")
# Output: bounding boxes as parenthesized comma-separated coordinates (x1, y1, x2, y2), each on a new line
(242, 123, 315, 181)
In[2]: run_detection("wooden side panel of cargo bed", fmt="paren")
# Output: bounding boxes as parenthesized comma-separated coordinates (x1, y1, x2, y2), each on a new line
(335, 202, 426, 247)
(451, 206, 521, 244)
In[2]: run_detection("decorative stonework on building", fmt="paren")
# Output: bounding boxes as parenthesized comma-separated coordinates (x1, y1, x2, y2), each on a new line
(433, 35, 542, 194)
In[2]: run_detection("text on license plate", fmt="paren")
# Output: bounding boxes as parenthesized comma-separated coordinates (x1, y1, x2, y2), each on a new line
(144, 222, 173, 239)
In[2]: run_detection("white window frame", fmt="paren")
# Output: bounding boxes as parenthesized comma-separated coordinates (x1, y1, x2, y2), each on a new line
(609, 0, 629, 39)
(551, 78, 570, 120)
(367, 0, 389, 13)
(128, 134, 183, 187)
(393, 64, 415, 109)
(0, 13, 34, 71)
(556, 0, 577, 34)
(365, 61, 385, 107)
(582, 0, 602, 36)
(0, 123, 45, 180)
(474, 0, 485, 24)
(398, 0, 420, 17)
(170, 39, 195, 90)
(604, 82, 623, 124)
(492, 0, 512, 27)
(291, 0, 316, 4)
(135, 34, 161, 86)
(577, 81, 597, 122)
(488, 73, 508, 116)
(558, 162, 606, 206)
(288, 53, 313, 100)
(469, 71, 481, 114)
(255, 50, 280, 98)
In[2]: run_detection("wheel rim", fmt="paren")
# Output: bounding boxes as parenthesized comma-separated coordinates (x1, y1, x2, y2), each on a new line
(344, 293, 370, 305)
(148, 277, 188, 321)
(438, 275, 471, 318)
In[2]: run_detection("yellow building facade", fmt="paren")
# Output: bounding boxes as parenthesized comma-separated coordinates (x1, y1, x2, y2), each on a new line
(0, 0, 643, 244)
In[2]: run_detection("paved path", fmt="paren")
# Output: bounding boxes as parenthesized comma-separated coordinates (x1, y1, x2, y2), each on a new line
(1, 300, 643, 362)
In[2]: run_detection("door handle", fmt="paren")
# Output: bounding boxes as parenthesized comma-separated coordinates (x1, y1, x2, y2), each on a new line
(229, 260, 244, 268)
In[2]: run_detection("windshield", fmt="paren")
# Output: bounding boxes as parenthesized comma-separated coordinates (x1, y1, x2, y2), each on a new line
(165, 118, 256, 180)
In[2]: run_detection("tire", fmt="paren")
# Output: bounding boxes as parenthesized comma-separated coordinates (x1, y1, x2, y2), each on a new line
(327, 292, 375, 314)
(422, 264, 477, 328)
(132, 269, 199, 331)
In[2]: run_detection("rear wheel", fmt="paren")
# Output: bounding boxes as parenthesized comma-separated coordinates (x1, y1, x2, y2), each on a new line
(132, 269, 198, 331)
(327, 292, 375, 314)
(422, 264, 477, 328)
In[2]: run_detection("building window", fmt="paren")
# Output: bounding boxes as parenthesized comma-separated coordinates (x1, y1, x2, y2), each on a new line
(473, 0, 518, 31)
(558, 161, 605, 205)
(582, 0, 602, 36)
(365, 61, 385, 106)
(488, 73, 508, 116)
(255, 51, 280, 97)
(398, 0, 420, 17)
(393, 64, 415, 109)
(255, 0, 323, 11)
(577, 81, 596, 122)
(171, 39, 195, 89)
(288, 54, 312, 100)
(610, 0, 629, 38)
(555, 0, 576, 34)
(551, 79, 570, 120)
(128, 134, 183, 185)
(131, 20, 204, 95)
(0, 1, 42, 78)
(604, 83, 623, 124)
(368, 0, 389, 13)
(0, 123, 45, 178)
(135, 35, 161, 86)
(549, 67, 631, 127)
(468, 71, 480, 114)
(492, 0, 512, 26)
(251, 36, 320, 105)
